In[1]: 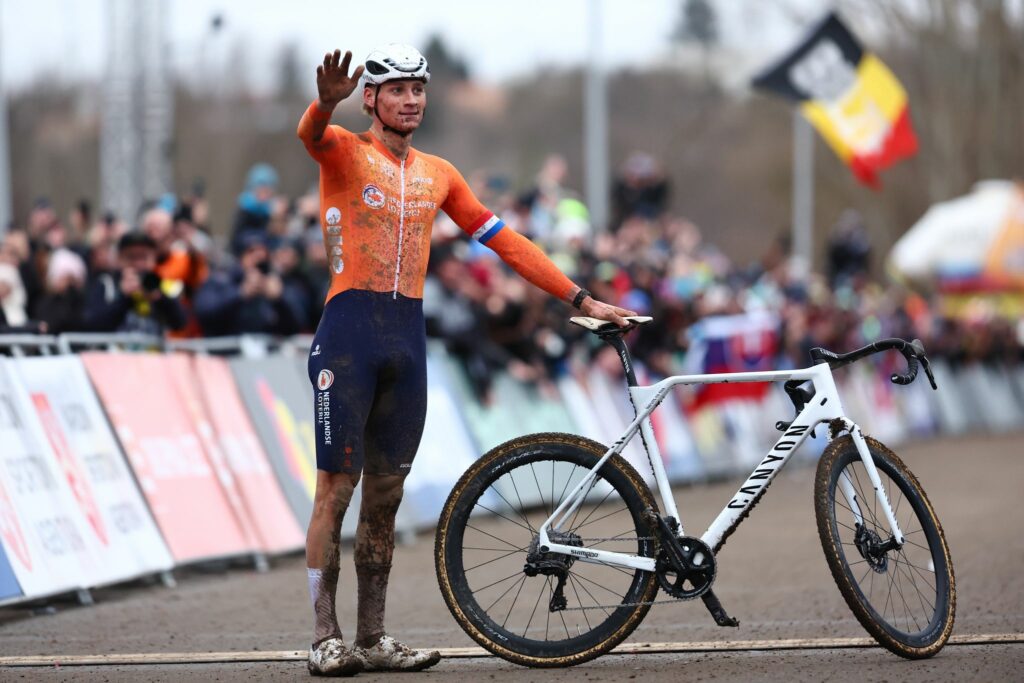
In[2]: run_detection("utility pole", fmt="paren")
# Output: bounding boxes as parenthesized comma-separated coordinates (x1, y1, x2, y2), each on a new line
(584, 0, 610, 231)
(792, 111, 814, 272)
(101, 0, 172, 224)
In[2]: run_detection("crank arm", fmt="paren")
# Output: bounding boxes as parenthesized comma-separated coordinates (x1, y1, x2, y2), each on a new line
(701, 589, 739, 627)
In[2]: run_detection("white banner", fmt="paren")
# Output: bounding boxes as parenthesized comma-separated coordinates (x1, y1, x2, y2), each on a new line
(0, 359, 110, 598)
(14, 356, 174, 580)
(400, 356, 482, 529)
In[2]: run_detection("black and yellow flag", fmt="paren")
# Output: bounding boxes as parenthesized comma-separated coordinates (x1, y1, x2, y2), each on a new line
(753, 12, 918, 188)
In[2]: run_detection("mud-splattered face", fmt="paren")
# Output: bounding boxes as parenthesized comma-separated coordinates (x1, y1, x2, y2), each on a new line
(364, 79, 426, 134)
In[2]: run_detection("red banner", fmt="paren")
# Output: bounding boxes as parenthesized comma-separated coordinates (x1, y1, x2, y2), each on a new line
(191, 356, 305, 553)
(81, 353, 252, 563)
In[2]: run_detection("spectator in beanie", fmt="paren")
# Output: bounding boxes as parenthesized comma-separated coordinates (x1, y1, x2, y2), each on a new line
(230, 163, 280, 254)
(33, 248, 88, 334)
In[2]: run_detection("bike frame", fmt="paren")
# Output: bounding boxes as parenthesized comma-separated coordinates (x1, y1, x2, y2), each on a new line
(537, 361, 906, 572)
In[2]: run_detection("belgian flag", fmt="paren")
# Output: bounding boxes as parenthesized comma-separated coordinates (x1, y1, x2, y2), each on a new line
(752, 12, 918, 188)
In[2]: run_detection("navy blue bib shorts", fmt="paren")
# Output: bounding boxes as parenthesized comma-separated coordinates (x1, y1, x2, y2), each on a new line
(307, 289, 428, 476)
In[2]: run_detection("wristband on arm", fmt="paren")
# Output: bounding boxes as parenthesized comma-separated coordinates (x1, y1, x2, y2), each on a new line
(572, 288, 592, 309)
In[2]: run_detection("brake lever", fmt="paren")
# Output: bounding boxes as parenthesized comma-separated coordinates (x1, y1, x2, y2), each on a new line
(907, 339, 938, 390)
(919, 354, 938, 390)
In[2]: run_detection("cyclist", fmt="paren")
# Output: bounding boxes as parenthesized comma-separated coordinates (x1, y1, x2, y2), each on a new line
(298, 44, 635, 676)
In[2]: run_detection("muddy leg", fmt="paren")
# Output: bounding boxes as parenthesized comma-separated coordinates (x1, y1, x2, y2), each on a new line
(306, 470, 360, 643)
(353, 473, 405, 648)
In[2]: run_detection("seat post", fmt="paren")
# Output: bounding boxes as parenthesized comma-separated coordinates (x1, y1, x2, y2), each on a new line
(600, 333, 639, 387)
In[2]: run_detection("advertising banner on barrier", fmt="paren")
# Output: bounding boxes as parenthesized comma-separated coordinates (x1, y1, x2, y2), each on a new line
(431, 342, 575, 454)
(634, 366, 707, 483)
(229, 356, 317, 527)
(0, 545, 21, 603)
(191, 355, 304, 553)
(958, 364, 1022, 432)
(841, 364, 906, 445)
(578, 368, 652, 481)
(13, 356, 174, 581)
(400, 355, 481, 528)
(81, 353, 252, 563)
(163, 354, 262, 552)
(0, 359, 111, 598)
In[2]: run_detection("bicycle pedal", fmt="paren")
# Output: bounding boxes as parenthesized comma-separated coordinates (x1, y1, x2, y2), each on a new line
(701, 590, 740, 628)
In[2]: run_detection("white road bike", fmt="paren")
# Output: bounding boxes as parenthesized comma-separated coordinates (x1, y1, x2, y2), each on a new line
(435, 316, 955, 667)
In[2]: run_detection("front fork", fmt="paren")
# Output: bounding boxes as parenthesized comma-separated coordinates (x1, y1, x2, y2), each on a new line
(834, 420, 905, 546)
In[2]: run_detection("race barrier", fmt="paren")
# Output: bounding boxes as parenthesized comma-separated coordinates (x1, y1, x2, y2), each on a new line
(191, 355, 305, 555)
(81, 352, 255, 564)
(0, 358, 137, 603)
(13, 357, 174, 580)
(0, 330, 1021, 610)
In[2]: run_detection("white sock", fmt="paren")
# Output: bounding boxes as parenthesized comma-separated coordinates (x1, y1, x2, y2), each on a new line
(308, 567, 323, 610)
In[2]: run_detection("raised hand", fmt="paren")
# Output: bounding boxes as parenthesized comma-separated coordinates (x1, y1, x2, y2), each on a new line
(316, 49, 365, 108)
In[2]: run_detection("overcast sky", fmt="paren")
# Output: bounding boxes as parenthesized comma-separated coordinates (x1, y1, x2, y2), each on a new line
(0, 0, 810, 92)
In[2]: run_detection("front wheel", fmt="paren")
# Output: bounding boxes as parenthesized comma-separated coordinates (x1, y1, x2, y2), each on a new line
(435, 433, 659, 667)
(814, 435, 955, 658)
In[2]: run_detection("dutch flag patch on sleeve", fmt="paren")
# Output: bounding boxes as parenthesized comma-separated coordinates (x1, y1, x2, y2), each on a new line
(471, 213, 506, 245)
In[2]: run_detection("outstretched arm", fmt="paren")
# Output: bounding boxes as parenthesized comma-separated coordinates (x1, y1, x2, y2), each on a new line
(297, 49, 365, 158)
(442, 163, 634, 326)
(481, 226, 635, 326)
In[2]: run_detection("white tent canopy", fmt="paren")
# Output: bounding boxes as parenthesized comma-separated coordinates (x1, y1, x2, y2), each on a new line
(889, 180, 1018, 282)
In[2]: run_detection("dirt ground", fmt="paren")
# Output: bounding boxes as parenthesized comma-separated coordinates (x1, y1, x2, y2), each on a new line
(1, 432, 1021, 681)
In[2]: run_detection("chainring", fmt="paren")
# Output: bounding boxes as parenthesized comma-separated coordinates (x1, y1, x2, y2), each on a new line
(656, 536, 716, 600)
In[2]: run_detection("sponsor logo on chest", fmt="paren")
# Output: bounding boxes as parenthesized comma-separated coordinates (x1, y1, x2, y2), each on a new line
(362, 185, 386, 209)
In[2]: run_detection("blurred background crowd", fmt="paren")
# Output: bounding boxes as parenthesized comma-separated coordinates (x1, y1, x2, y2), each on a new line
(3, 152, 1019, 404)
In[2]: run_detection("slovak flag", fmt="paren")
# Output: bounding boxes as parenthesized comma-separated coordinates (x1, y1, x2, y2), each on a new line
(683, 312, 779, 411)
(752, 12, 918, 188)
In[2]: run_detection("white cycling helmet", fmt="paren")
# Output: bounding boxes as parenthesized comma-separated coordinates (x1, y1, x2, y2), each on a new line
(361, 44, 431, 87)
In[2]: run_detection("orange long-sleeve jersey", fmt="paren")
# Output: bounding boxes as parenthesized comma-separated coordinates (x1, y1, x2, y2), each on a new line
(297, 101, 577, 303)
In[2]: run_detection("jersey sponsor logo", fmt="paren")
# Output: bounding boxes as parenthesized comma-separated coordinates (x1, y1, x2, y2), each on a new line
(362, 184, 386, 209)
(325, 207, 341, 225)
(325, 224, 344, 274)
(317, 369, 334, 390)
(311, 344, 321, 357)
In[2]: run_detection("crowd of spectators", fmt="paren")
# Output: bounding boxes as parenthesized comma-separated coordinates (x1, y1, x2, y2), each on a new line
(1, 154, 1019, 402)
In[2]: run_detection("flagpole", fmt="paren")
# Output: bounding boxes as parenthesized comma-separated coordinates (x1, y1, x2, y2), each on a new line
(792, 111, 814, 273)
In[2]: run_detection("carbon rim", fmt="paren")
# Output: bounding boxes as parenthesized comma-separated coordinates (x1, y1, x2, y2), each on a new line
(447, 449, 655, 651)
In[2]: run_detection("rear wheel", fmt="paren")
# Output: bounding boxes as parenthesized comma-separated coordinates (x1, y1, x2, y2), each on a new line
(435, 433, 659, 667)
(814, 435, 955, 658)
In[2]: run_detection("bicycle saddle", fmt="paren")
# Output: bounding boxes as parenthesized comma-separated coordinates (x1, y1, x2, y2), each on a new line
(569, 315, 653, 334)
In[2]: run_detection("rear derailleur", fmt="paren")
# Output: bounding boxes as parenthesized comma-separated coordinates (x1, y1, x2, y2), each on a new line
(524, 530, 582, 612)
